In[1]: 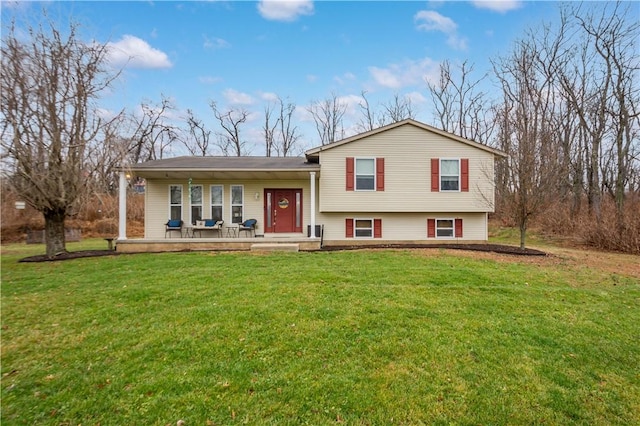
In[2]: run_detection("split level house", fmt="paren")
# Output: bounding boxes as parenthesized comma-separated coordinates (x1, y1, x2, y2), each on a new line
(116, 119, 506, 252)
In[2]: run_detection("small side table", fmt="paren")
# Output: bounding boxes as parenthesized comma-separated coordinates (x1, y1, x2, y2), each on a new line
(225, 225, 238, 238)
(183, 226, 194, 238)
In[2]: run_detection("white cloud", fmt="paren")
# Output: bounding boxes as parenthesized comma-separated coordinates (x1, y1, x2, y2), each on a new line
(306, 74, 318, 83)
(414, 10, 467, 51)
(471, 0, 523, 13)
(199, 76, 222, 84)
(405, 91, 427, 105)
(447, 34, 468, 50)
(257, 0, 314, 22)
(204, 35, 230, 50)
(414, 10, 457, 33)
(260, 92, 280, 102)
(369, 57, 439, 89)
(334, 72, 357, 85)
(223, 89, 255, 105)
(106, 35, 172, 69)
(337, 94, 366, 119)
(95, 108, 119, 121)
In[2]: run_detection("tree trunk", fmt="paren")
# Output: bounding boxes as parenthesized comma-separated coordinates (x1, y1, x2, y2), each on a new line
(44, 209, 67, 258)
(519, 222, 527, 250)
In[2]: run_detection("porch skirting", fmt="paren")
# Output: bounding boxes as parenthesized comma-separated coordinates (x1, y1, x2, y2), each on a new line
(116, 237, 322, 253)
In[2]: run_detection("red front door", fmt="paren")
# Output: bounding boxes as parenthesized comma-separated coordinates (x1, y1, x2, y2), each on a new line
(264, 189, 303, 233)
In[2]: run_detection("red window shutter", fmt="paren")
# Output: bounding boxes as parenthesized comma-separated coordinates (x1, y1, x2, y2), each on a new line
(427, 218, 436, 238)
(374, 218, 382, 238)
(455, 218, 463, 238)
(461, 159, 469, 192)
(376, 158, 385, 191)
(346, 218, 354, 238)
(431, 158, 439, 192)
(346, 158, 355, 191)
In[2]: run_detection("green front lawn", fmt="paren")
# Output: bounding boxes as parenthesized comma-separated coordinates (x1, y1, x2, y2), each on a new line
(2, 244, 639, 425)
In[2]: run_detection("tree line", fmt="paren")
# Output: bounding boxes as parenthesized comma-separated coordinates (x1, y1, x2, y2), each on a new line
(1, 2, 638, 257)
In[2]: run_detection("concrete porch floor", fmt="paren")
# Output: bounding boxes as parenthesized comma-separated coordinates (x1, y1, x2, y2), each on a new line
(115, 235, 322, 253)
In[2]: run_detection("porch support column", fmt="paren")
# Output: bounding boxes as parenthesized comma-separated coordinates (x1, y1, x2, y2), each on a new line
(309, 171, 316, 238)
(118, 171, 127, 240)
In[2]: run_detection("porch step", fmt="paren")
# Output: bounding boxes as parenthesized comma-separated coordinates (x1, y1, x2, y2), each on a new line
(251, 243, 299, 252)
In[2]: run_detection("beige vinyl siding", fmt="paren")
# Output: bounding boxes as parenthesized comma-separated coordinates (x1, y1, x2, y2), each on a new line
(144, 179, 311, 238)
(318, 125, 496, 213)
(317, 212, 488, 243)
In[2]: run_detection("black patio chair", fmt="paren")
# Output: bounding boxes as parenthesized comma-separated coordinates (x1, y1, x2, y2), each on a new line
(165, 219, 183, 238)
(238, 218, 257, 237)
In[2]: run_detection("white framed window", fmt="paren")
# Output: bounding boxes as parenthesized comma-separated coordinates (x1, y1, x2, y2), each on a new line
(190, 184, 203, 225)
(230, 185, 244, 224)
(210, 185, 223, 222)
(355, 158, 375, 191)
(436, 219, 455, 238)
(355, 218, 374, 238)
(169, 185, 183, 221)
(440, 159, 460, 191)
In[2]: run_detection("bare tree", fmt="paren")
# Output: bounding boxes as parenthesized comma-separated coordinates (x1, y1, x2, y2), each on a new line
(492, 38, 562, 249)
(275, 97, 301, 157)
(1, 19, 119, 257)
(573, 2, 639, 231)
(357, 91, 385, 132)
(184, 109, 212, 156)
(307, 93, 346, 145)
(210, 101, 249, 156)
(427, 60, 495, 144)
(263, 102, 278, 157)
(127, 95, 180, 163)
(263, 96, 302, 157)
(86, 113, 130, 194)
(535, 2, 640, 235)
(381, 93, 416, 123)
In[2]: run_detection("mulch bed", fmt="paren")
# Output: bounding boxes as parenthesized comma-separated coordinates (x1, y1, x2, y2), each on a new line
(321, 243, 547, 256)
(19, 250, 121, 263)
(19, 243, 545, 263)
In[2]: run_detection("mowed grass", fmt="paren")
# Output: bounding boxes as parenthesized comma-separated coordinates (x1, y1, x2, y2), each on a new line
(1, 242, 639, 425)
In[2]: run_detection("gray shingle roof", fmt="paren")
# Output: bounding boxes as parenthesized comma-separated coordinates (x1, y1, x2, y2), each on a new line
(130, 156, 319, 171)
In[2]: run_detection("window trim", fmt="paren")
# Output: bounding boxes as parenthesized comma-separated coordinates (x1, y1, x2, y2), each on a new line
(436, 218, 455, 239)
(168, 184, 183, 221)
(230, 184, 244, 224)
(355, 157, 376, 191)
(354, 218, 374, 238)
(440, 158, 461, 192)
(210, 184, 224, 222)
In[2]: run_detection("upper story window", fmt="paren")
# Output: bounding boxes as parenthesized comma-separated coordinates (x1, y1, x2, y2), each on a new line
(440, 159, 460, 191)
(169, 185, 182, 220)
(356, 158, 375, 190)
(432, 158, 468, 192)
(346, 157, 385, 191)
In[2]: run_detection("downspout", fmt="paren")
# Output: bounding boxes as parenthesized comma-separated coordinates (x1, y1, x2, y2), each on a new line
(310, 171, 316, 238)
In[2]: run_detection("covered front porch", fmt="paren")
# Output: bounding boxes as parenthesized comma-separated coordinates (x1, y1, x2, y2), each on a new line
(116, 156, 322, 253)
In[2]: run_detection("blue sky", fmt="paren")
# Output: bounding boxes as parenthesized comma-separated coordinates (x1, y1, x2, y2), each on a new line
(2, 1, 566, 154)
